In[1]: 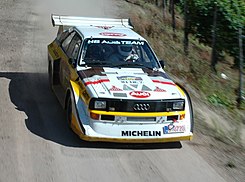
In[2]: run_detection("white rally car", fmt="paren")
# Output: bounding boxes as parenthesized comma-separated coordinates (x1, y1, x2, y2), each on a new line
(48, 15, 194, 143)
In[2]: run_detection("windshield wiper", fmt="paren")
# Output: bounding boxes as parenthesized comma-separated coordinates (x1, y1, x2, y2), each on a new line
(84, 59, 110, 66)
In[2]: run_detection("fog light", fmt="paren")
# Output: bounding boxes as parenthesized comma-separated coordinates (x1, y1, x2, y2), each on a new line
(180, 114, 185, 120)
(90, 112, 100, 120)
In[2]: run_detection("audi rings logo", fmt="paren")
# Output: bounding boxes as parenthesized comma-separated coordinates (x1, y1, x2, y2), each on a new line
(133, 103, 151, 111)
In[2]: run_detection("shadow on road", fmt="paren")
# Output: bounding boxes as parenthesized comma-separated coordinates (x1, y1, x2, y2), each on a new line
(0, 72, 182, 150)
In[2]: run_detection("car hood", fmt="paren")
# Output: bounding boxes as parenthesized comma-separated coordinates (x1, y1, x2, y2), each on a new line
(78, 67, 183, 100)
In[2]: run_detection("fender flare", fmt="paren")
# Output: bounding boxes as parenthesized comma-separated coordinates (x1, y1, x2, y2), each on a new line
(66, 82, 86, 135)
(176, 83, 194, 133)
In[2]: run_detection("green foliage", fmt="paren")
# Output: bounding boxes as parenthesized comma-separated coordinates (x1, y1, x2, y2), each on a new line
(126, 0, 242, 110)
(179, 0, 245, 66)
(207, 93, 233, 108)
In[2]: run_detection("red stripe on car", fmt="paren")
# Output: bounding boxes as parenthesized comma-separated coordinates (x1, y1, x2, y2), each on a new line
(84, 79, 110, 86)
(152, 80, 176, 86)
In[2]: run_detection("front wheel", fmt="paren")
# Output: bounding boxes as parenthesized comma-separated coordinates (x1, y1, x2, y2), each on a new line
(48, 61, 53, 89)
(66, 95, 72, 128)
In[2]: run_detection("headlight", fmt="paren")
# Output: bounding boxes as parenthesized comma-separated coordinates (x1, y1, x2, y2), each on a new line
(173, 101, 185, 110)
(94, 100, 107, 109)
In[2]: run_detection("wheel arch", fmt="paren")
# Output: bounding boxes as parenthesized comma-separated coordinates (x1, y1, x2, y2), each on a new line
(64, 85, 86, 134)
(176, 83, 194, 133)
(64, 88, 72, 110)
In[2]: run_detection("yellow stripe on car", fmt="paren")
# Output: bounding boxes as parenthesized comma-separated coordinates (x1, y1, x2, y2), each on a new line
(176, 85, 186, 97)
(70, 80, 90, 104)
(90, 110, 185, 117)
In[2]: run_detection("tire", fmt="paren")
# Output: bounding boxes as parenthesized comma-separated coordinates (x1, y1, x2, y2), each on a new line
(48, 61, 53, 89)
(66, 95, 72, 128)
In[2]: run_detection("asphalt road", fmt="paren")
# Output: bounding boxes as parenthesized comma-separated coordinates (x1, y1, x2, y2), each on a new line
(0, 0, 226, 181)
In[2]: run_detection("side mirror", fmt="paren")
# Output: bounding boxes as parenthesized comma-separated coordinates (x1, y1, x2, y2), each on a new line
(159, 60, 165, 69)
(69, 58, 77, 68)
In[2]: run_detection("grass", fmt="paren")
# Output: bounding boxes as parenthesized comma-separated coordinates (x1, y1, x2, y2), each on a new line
(120, 0, 245, 145)
(122, 0, 244, 109)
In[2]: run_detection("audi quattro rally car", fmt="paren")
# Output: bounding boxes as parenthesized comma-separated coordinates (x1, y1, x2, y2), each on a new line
(48, 15, 194, 143)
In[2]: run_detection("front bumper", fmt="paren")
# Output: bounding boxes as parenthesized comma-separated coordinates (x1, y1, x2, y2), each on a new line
(78, 134, 193, 143)
(71, 115, 193, 143)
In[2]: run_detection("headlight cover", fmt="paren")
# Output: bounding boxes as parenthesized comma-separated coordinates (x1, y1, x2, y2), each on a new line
(173, 101, 185, 110)
(94, 100, 107, 109)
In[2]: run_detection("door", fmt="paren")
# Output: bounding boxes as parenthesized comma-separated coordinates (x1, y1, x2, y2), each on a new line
(60, 31, 83, 89)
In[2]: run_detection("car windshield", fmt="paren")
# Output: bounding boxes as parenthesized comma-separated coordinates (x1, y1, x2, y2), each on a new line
(79, 38, 160, 69)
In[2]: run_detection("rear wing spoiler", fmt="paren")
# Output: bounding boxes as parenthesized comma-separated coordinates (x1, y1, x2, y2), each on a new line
(51, 14, 133, 29)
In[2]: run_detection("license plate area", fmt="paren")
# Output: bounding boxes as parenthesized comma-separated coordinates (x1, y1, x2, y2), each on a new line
(163, 124, 185, 134)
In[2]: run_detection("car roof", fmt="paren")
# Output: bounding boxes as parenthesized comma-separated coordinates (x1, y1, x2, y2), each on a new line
(74, 26, 146, 40)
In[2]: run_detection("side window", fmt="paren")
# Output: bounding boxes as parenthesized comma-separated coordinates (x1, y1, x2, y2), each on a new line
(66, 34, 82, 60)
(61, 31, 76, 52)
(57, 30, 69, 42)
(141, 45, 153, 63)
(71, 39, 82, 59)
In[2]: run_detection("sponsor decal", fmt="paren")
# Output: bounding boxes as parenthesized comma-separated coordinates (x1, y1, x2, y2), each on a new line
(99, 32, 126, 37)
(118, 76, 143, 85)
(95, 26, 113, 30)
(110, 86, 123, 91)
(117, 76, 142, 81)
(163, 124, 186, 134)
(154, 86, 166, 92)
(87, 39, 145, 45)
(122, 130, 161, 137)
(130, 91, 151, 98)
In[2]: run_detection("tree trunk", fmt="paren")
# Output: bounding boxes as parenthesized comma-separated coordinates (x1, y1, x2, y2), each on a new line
(184, 0, 189, 55)
(169, 0, 172, 13)
(237, 27, 244, 108)
(211, 3, 218, 73)
(162, 0, 167, 19)
(171, 0, 176, 33)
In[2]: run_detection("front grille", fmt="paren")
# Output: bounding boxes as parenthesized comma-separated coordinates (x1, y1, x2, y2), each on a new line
(89, 98, 185, 112)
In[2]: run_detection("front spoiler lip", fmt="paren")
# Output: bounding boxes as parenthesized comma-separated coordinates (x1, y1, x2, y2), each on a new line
(70, 114, 193, 143)
(77, 132, 193, 143)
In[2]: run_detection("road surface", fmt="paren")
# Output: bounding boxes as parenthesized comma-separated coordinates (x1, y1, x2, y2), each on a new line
(0, 0, 226, 181)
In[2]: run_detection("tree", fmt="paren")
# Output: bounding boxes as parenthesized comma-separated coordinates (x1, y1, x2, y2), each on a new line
(183, 0, 190, 55)
(237, 27, 244, 107)
(211, 2, 218, 72)
(179, 0, 245, 68)
(170, 0, 176, 33)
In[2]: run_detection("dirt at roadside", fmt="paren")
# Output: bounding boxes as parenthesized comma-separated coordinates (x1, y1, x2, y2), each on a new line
(117, 1, 245, 181)
(190, 126, 245, 182)
(183, 79, 245, 182)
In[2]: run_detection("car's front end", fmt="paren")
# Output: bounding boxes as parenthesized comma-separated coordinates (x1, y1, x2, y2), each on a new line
(69, 67, 193, 143)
